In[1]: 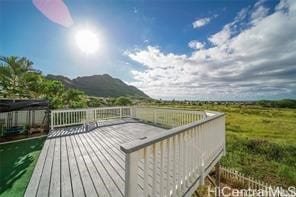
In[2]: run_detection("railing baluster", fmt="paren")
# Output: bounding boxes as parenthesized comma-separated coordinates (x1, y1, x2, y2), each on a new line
(160, 141, 164, 197)
(166, 138, 170, 197)
(184, 132, 188, 186)
(181, 132, 185, 192)
(144, 147, 149, 196)
(177, 134, 182, 195)
(172, 136, 177, 196)
(152, 144, 157, 196)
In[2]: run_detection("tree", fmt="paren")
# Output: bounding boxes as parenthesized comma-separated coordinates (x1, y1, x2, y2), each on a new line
(22, 72, 45, 98)
(87, 97, 105, 107)
(62, 88, 87, 108)
(114, 97, 132, 106)
(42, 80, 65, 109)
(0, 56, 35, 98)
(0, 56, 119, 109)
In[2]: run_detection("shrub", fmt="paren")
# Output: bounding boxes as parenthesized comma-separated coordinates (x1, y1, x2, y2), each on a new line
(114, 97, 132, 106)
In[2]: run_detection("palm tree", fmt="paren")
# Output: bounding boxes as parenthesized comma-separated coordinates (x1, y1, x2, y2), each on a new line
(0, 56, 34, 98)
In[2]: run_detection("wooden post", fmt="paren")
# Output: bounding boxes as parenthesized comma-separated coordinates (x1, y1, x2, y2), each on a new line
(200, 158, 205, 185)
(215, 162, 221, 197)
(125, 151, 139, 197)
(50, 111, 54, 130)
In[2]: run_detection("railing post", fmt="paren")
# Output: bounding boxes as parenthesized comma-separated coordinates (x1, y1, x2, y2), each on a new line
(131, 106, 136, 119)
(50, 111, 54, 130)
(120, 107, 122, 119)
(84, 110, 87, 127)
(215, 162, 221, 197)
(125, 151, 139, 197)
(129, 107, 133, 118)
(200, 156, 205, 185)
(222, 115, 226, 156)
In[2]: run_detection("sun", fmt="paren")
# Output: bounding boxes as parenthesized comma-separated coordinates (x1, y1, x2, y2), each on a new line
(75, 29, 99, 54)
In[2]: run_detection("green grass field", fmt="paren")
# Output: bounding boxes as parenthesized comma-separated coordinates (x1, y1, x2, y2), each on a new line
(148, 103, 296, 187)
(0, 137, 46, 197)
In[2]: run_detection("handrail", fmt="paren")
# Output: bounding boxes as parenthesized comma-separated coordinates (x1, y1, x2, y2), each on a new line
(120, 111, 224, 153)
(134, 106, 207, 114)
(51, 106, 131, 112)
(121, 108, 225, 196)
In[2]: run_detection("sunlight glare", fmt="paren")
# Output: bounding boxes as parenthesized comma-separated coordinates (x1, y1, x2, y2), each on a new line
(75, 29, 99, 54)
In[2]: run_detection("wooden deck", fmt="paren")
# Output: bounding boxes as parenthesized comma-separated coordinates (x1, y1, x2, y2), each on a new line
(24, 119, 166, 197)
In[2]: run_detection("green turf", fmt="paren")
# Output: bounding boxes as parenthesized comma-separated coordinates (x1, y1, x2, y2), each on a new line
(147, 103, 296, 187)
(0, 137, 46, 197)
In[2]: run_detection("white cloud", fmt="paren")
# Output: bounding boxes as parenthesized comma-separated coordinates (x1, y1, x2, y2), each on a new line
(126, 0, 296, 100)
(188, 40, 204, 50)
(192, 17, 211, 28)
(251, 5, 269, 23)
(208, 24, 232, 46)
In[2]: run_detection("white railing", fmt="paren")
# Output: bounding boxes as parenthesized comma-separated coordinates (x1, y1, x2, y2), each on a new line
(121, 110, 225, 197)
(50, 106, 132, 129)
(132, 107, 206, 128)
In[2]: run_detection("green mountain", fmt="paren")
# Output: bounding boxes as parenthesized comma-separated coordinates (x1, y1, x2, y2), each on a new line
(46, 74, 149, 98)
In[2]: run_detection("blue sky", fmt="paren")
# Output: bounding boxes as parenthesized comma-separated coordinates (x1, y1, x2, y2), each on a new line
(1, 0, 296, 100)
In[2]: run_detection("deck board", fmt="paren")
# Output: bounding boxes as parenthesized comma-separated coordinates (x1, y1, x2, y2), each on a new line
(25, 120, 166, 197)
(60, 137, 73, 197)
(70, 134, 98, 197)
(24, 140, 50, 197)
(80, 133, 114, 196)
(49, 137, 61, 197)
(37, 138, 55, 197)
(66, 136, 85, 197)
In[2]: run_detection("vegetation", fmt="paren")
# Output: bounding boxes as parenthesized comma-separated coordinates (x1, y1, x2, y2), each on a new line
(86, 96, 133, 107)
(0, 56, 87, 109)
(0, 137, 46, 197)
(257, 99, 296, 109)
(114, 96, 132, 106)
(144, 101, 296, 187)
(0, 56, 145, 109)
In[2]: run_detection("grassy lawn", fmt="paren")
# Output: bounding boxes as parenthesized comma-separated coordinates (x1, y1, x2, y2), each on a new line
(0, 137, 46, 197)
(147, 103, 296, 187)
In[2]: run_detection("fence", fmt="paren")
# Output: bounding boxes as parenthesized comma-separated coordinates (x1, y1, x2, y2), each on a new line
(0, 110, 48, 136)
(220, 166, 292, 196)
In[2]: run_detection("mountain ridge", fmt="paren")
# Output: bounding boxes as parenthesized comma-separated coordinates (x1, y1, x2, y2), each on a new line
(46, 74, 149, 98)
